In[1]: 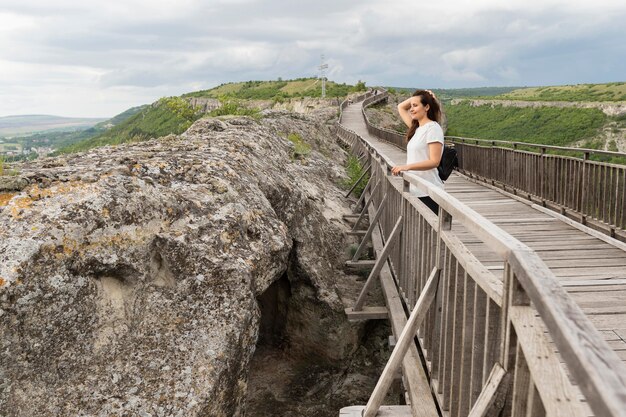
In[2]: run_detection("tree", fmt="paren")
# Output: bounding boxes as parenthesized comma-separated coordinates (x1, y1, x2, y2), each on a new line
(354, 80, 367, 92)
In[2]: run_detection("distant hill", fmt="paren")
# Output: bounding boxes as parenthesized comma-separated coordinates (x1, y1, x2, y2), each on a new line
(58, 78, 365, 154)
(385, 86, 521, 100)
(183, 78, 362, 100)
(368, 85, 626, 155)
(0, 115, 105, 136)
(94, 105, 148, 129)
(493, 82, 626, 102)
(385, 83, 626, 102)
(1, 107, 148, 161)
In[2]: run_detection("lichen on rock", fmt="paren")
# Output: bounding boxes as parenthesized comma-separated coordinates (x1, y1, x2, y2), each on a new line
(0, 109, 360, 416)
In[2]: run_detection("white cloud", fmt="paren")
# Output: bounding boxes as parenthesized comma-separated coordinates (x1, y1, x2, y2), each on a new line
(0, 0, 624, 117)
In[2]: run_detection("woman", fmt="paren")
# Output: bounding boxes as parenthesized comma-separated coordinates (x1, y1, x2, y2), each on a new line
(391, 90, 443, 214)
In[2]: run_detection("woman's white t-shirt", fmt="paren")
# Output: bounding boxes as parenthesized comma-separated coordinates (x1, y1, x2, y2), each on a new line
(406, 121, 445, 198)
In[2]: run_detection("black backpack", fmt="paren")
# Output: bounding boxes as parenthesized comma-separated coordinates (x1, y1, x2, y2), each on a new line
(437, 145, 458, 181)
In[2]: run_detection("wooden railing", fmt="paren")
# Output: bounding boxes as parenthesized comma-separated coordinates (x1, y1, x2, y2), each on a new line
(336, 114, 626, 416)
(339, 90, 378, 124)
(359, 91, 626, 241)
(450, 138, 626, 241)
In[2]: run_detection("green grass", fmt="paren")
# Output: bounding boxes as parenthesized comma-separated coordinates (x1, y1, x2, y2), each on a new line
(494, 82, 626, 102)
(341, 155, 369, 198)
(53, 78, 367, 155)
(208, 96, 261, 119)
(57, 97, 201, 154)
(445, 102, 607, 146)
(286, 133, 311, 160)
(183, 78, 364, 100)
(385, 86, 521, 100)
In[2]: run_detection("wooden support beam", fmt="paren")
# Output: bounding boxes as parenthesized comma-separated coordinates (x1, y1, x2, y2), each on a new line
(344, 163, 371, 198)
(346, 230, 367, 236)
(342, 214, 368, 220)
(352, 177, 376, 214)
(362, 267, 440, 417)
(353, 180, 381, 230)
(352, 193, 388, 262)
(344, 260, 376, 270)
(344, 306, 389, 321)
(353, 216, 403, 311)
(340, 406, 412, 417)
(468, 363, 509, 417)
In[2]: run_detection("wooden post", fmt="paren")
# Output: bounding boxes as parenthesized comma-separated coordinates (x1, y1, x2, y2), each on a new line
(352, 193, 388, 262)
(352, 176, 376, 214)
(362, 267, 440, 417)
(344, 163, 371, 198)
(353, 180, 381, 230)
(353, 217, 403, 311)
(467, 364, 509, 417)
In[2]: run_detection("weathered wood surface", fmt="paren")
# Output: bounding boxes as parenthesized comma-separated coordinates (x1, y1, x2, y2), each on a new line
(340, 99, 626, 416)
(341, 101, 626, 365)
(340, 405, 412, 417)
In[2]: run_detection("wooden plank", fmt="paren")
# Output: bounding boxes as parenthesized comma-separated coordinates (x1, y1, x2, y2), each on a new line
(353, 216, 403, 311)
(367, 197, 439, 417)
(586, 313, 626, 330)
(340, 405, 412, 416)
(352, 193, 389, 261)
(345, 306, 388, 321)
(467, 364, 509, 417)
(509, 250, 626, 416)
(440, 230, 503, 306)
(511, 341, 531, 417)
(470, 287, 488, 407)
(562, 279, 626, 288)
(459, 275, 477, 416)
(509, 306, 587, 416)
(362, 268, 439, 417)
(345, 259, 376, 268)
(346, 230, 367, 236)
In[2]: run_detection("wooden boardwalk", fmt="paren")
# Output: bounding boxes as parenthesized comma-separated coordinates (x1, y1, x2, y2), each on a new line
(340, 100, 626, 415)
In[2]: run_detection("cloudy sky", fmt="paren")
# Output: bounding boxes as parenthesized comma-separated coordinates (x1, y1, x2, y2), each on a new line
(1, 0, 625, 118)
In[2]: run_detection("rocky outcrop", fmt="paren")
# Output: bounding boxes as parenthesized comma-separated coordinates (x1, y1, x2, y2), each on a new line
(0, 109, 359, 416)
(450, 98, 626, 116)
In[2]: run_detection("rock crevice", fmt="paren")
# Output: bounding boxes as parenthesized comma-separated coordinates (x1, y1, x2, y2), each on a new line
(0, 110, 365, 416)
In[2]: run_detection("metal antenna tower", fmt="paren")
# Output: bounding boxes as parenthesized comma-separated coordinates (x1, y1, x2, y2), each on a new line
(318, 54, 328, 98)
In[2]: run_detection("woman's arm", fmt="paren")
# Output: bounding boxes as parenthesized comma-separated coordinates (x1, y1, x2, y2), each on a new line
(397, 97, 413, 128)
(391, 142, 443, 175)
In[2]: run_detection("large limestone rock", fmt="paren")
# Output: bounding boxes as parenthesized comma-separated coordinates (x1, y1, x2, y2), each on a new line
(0, 110, 357, 416)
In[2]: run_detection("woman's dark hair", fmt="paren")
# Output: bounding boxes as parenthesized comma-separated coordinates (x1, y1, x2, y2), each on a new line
(405, 90, 441, 142)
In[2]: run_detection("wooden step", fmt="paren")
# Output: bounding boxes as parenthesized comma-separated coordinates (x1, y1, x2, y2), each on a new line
(345, 260, 376, 270)
(340, 405, 412, 416)
(345, 306, 388, 321)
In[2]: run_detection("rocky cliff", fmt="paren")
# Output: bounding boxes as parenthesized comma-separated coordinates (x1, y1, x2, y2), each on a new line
(0, 109, 366, 416)
(450, 98, 626, 116)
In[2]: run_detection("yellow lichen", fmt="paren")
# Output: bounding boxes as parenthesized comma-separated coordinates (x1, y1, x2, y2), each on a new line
(0, 193, 16, 207)
(10, 196, 34, 219)
(0, 277, 5, 287)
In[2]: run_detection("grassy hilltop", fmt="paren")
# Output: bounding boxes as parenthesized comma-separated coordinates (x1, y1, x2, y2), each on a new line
(494, 82, 626, 102)
(183, 78, 361, 100)
(371, 82, 626, 154)
(56, 78, 364, 154)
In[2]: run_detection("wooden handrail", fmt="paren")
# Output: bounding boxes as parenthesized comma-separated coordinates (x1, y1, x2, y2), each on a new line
(360, 90, 626, 240)
(336, 104, 626, 417)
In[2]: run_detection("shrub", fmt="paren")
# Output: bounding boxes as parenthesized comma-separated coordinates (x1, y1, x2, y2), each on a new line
(209, 96, 261, 119)
(445, 102, 606, 146)
(286, 133, 311, 159)
(341, 155, 369, 197)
